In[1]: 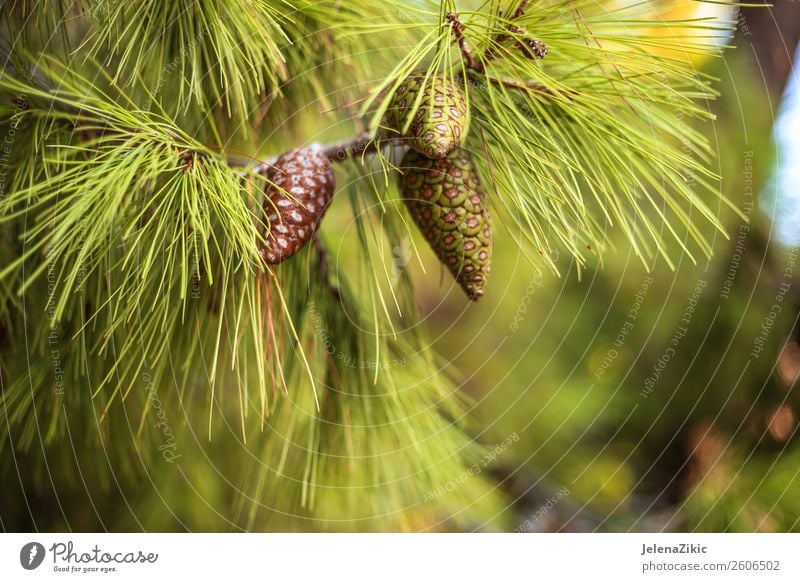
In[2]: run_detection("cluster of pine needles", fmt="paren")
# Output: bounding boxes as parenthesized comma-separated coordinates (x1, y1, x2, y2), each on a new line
(0, 0, 738, 530)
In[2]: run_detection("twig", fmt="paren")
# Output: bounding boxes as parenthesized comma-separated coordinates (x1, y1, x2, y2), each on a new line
(313, 235, 343, 302)
(476, 72, 570, 98)
(510, 0, 530, 21)
(487, 1, 531, 60)
(226, 132, 406, 173)
(320, 131, 380, 163)
(226, 155, 274, 175)
(445, 12, 478, 70)
(449, 3, 546, 75)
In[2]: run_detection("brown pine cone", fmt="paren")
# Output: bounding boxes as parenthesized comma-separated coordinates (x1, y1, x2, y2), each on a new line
(260, 147, 335, 265)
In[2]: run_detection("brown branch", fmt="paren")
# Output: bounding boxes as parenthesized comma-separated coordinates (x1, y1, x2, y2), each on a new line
(320, 131, 381, 163)
(511, 0, 529, 21)
(491, 0, 530, 51)
(442, 11, 564, 100)
(479, 73, 566, 97)
(465, 71, 574, 100)
(313, 235, 342, 302)
(448, 1, 545, 72)
(445, 12, 478, 70)
(227, 132, 407, 173)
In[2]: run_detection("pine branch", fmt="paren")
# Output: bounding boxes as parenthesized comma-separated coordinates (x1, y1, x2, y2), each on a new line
(482, 1, 548, 64)
(313, 236, 342, 302)
(446, 11, 479, 70)
(0, 0, 745, 532)
(320, 131, 386, 163)
(447, 6, 547, 75)
(446, 32, 554, 96)
(227, 132, 403, 172)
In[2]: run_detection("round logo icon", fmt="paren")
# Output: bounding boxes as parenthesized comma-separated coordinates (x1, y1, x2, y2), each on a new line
(19, 542, 45, 570)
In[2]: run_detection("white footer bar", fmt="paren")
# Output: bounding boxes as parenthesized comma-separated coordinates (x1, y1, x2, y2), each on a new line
(1, 533, 797, 581)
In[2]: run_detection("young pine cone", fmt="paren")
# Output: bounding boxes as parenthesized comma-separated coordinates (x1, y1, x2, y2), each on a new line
(399, 148, 492, 300)
(260, 147, 335, 265)
(385, 73, 470, 160)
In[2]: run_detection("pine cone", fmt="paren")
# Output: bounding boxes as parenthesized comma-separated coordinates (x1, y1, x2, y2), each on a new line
(386, 74, 470, 159)
(399, 148, 491, 300)
(260, 147, 335, 265)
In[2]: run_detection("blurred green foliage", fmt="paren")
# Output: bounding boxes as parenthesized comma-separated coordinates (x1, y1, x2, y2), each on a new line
(419, 47, 800, 532)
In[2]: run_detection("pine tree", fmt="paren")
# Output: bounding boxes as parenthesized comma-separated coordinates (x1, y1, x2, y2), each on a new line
(0, 1, 736, 531)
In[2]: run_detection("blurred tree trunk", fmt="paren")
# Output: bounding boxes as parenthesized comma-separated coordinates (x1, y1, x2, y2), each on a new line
(739, 0, 800, 95)
(739, 1, 800, 349)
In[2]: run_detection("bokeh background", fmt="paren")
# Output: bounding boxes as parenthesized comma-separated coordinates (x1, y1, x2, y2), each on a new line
(424, 1, 800, 531)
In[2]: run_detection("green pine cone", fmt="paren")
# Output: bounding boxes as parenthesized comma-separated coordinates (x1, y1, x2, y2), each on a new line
(386, 74, 470, 159)
(399, 148, 492, 301)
